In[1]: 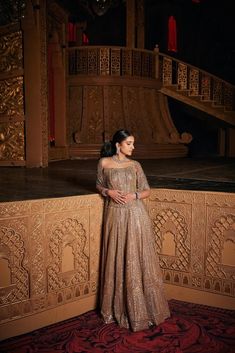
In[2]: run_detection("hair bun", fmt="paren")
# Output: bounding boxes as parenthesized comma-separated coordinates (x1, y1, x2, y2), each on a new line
(100, 140, 115, 157)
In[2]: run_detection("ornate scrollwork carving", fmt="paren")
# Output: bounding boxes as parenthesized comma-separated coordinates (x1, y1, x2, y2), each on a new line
(0, 222, 29, 306)
(0, 77, 24, 118)
(177, 62, 188, 90)
(206, 214, 235, 280)
(0, 31, 23, 73)
(0, 121, 25, 160)
(152, 208, 190, 272)
(99, 48, 109, 75)
(47, 218, 89, 292)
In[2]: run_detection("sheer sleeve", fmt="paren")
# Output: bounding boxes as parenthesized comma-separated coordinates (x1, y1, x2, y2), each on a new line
(96, 158, 108, 196)
(134, 161, 150, 192)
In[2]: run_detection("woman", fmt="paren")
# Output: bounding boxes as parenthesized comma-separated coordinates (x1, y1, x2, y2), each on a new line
(96, 129, 170, 331)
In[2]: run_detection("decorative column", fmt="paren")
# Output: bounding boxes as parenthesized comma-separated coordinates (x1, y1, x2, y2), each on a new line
(136, 0, 145, 48)
(22, 0, 48, 167)
(126, 0, 135, 48)
(49, 31, 67, 147)
(226, 128, 235, 157)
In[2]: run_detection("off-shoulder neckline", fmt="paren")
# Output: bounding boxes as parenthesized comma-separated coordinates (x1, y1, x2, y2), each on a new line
(102, 164, 135, 171)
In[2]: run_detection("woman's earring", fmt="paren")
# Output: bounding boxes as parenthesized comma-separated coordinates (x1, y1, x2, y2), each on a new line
(116, 146, 120, 155)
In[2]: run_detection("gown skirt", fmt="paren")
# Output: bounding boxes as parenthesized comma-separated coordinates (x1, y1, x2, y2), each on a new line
(97, 161, 170, 332)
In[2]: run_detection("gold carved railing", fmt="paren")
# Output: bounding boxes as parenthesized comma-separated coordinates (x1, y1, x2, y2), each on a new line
(68, 46, 156, 78)
(68, 46, 234, 113)
(159, 53, 235, 112)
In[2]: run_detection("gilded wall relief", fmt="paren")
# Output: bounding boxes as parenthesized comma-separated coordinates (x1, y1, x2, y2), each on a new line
(0, 77, 24, 118)
(47, 217, 89, 292)
(0, 219, 29, 310)
(39, 0, 49, 166)
(0, 121, 25, 160)
(0, 191, 234, 330)
(0, 196, 103, 325)
(205, 201, 235, 296)
(0, 31, 23, 74)
(86, 86, 103, 143)
(123, 86, 152, 142)
(107, 86, 125, 135)
(147, 189, 235, 297)
(151, 207, 190, 272)
(30, 213, 46, 297)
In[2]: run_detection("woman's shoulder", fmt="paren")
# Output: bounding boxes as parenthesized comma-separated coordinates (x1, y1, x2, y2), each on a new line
(98, 157, 112, 168)
(132, 160, 142, 167)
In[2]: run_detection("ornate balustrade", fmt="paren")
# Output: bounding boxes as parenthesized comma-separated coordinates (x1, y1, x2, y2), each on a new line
(67, 46, 156, 79)
(67, 46, 235, 112)
(159, 53, 235, 111)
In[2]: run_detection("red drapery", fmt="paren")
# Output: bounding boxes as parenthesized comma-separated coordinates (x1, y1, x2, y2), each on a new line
(68, 22, 77, 42)
(168, 15, 177, 52)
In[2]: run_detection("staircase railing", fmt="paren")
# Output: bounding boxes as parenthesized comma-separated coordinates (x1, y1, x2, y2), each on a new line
(67, 46, 235, 112)
(158, 53, 235, 112)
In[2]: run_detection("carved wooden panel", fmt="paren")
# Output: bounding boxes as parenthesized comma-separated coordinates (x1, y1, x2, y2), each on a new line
(0, 31, 23, 74)
(0, 27, 25, 163)
(0, 76, 24, 119)
(177, 62, 188, 90)
(0, 121, 25, 160)
(146, 189, 235, 297)
(189, 68, 199, 96)
(0, 190, 234, 336)
(0, 195, 103, 324)
(86, 86, 103, 143)
(106, 86, 125, 136)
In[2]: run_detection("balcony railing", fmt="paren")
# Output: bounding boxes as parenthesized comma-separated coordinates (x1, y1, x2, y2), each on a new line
(67, 46, 157, 79)
(67, 46, 235, 112)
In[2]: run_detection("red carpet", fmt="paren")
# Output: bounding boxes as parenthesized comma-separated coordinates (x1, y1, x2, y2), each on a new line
(1, 300, 235, 353)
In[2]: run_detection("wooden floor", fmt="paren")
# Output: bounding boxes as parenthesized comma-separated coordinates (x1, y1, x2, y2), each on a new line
(1, 157, 235, 202)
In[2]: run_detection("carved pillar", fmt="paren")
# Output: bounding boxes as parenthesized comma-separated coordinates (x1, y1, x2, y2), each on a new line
(226, 127, 235, 157)
(154, 45, 160, 79)
(0, 25, 25, 166)
(126, 0, 135, 48)
(22, 0, 48, 167)
(136, 0, 144, 49)
(218, 128, 225, 156)
(49, 31, 67, 147)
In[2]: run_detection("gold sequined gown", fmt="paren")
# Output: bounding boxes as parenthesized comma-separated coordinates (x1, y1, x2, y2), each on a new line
(96, 159, 170, 332)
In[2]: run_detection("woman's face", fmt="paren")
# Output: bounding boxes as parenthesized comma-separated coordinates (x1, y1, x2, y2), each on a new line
(118, 135, 135, 156)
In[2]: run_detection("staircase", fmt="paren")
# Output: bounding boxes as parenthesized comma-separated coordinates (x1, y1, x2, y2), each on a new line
(66, 46, 235, 158)
(157, 53, 235, 126)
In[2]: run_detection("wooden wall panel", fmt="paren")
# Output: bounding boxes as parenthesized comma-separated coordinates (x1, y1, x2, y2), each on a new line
(1, 190, 234, 340)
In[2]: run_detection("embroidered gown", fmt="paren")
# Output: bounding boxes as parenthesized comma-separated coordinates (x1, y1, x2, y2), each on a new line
(96, 159, 170, 332)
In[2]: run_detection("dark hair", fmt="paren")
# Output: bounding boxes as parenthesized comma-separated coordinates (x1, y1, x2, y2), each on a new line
(100, 129, 132, 157)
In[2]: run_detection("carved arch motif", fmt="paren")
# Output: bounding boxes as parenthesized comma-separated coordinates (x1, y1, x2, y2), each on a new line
(47, 218, 89, 292)
(151, 208, 190, 271)
(0, 225, 29, 305)
(206, 214, 235, 280)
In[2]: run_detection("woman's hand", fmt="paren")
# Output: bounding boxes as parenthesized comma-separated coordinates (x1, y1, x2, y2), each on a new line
(123, 192, 136, 203)
(107, 189, 127, 204)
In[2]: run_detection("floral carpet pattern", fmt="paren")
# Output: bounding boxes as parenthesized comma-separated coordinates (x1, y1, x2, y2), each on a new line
(1, 300, 235, 353)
